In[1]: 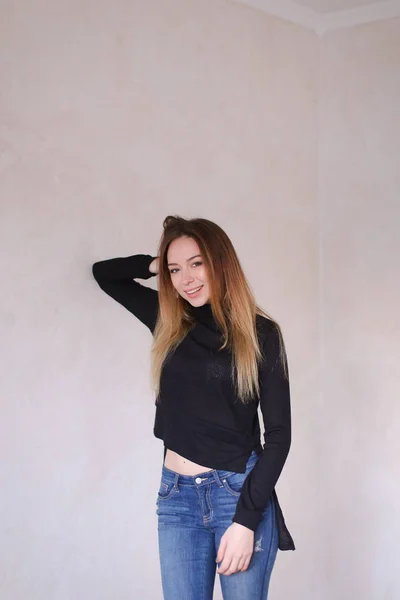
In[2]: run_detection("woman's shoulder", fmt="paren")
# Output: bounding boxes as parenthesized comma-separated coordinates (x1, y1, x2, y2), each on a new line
(255, 313, 284, 355)
(256, 313, 280, 337)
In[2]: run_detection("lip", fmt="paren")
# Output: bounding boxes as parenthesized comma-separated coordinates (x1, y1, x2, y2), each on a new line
(185, 285, 203, 295)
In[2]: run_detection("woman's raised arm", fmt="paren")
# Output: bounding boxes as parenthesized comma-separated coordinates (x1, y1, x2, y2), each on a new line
(92, 254, 159, 333)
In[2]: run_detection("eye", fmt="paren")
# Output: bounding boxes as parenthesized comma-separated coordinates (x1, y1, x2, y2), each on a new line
(169, 261, 202, 274)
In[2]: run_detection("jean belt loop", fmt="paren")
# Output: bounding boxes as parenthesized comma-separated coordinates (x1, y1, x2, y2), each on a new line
(173, 473, 180, 493)
(212, 469, 224, 488)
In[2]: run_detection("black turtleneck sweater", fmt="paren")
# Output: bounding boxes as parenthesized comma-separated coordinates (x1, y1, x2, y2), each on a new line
(92, 253, 295, 550)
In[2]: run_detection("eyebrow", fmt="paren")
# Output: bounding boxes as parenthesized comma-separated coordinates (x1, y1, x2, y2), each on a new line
(167, 254, 202, 267)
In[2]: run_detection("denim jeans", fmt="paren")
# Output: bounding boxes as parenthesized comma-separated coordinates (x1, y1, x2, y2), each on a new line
(156, 450, 279, 600)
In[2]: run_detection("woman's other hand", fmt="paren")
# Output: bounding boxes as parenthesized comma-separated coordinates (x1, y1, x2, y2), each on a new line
(216, 523, 254, 575)
(149, 257, 159, 274)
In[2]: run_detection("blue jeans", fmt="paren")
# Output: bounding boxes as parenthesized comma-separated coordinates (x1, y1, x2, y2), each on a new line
(156, 450, 279, 600)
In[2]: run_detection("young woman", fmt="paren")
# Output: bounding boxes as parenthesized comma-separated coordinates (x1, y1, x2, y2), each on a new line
(92, 215, 295, 600)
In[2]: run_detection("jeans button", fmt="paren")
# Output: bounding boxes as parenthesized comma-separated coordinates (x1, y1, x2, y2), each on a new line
(195, 477, 202, 484)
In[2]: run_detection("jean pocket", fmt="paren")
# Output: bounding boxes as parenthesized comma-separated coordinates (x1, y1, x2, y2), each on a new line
(221, 472, 246, 497)
(221, 458, 257, 497)
(157, 480, 177, 501)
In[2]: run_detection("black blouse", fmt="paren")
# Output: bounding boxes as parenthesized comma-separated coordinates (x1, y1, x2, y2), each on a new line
(92, 253, 295, 551)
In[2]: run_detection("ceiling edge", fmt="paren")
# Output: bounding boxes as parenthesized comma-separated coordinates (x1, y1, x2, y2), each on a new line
(233, 0, 400, 35)
(318, 0, 400, 34)
(232, 0, 318, 30)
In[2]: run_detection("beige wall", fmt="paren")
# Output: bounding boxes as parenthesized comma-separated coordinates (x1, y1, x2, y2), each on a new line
(0, 1, 318, 598)
(319, 18, 400, 600)
(0, 0, 398, 599)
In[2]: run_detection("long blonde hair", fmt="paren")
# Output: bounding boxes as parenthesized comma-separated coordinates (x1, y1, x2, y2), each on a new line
(150, 215, 287, 404)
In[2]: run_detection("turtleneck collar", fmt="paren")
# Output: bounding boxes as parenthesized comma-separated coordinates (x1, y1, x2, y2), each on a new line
(189, 301, 213, 318)
(188, 301, 221, 331)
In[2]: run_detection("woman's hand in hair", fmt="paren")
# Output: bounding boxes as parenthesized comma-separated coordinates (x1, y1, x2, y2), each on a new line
(149, 257, 159, 274)
(215, 523, 254, 576)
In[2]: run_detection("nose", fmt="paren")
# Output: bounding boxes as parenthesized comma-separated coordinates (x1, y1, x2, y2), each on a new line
(181, 266, 195, 285)
(183, 275, 195, 285)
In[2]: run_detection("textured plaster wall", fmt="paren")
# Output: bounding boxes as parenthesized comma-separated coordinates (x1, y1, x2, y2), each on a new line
(1, 0, 398, 599)
(0, 1, 318, 599)
(319, 18, 400, 600)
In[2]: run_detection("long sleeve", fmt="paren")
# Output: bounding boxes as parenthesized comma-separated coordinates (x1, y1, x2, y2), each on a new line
(232, 321, 292, 532)
(92, 254, 159, 333)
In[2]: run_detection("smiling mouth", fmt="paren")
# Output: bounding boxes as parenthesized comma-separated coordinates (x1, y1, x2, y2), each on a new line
(185, 285, 203, 295)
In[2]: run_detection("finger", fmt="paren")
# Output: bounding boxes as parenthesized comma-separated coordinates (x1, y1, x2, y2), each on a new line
(216, 537, 227, 564)
(216, 535, 227, 563)
(226, 556, 241, 575)
(242, 556, 251, 572)
(217, 555, 232, 575)
(237, 556, 246, 572)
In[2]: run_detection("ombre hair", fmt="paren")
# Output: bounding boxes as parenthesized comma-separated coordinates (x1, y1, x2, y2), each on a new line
(150, 215, 288, 404)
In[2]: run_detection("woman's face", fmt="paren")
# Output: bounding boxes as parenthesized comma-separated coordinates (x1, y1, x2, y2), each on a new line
(167, 236, 210, 305)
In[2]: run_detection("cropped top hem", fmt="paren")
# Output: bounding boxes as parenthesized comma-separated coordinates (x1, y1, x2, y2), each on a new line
(154, 403, 262, 473)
